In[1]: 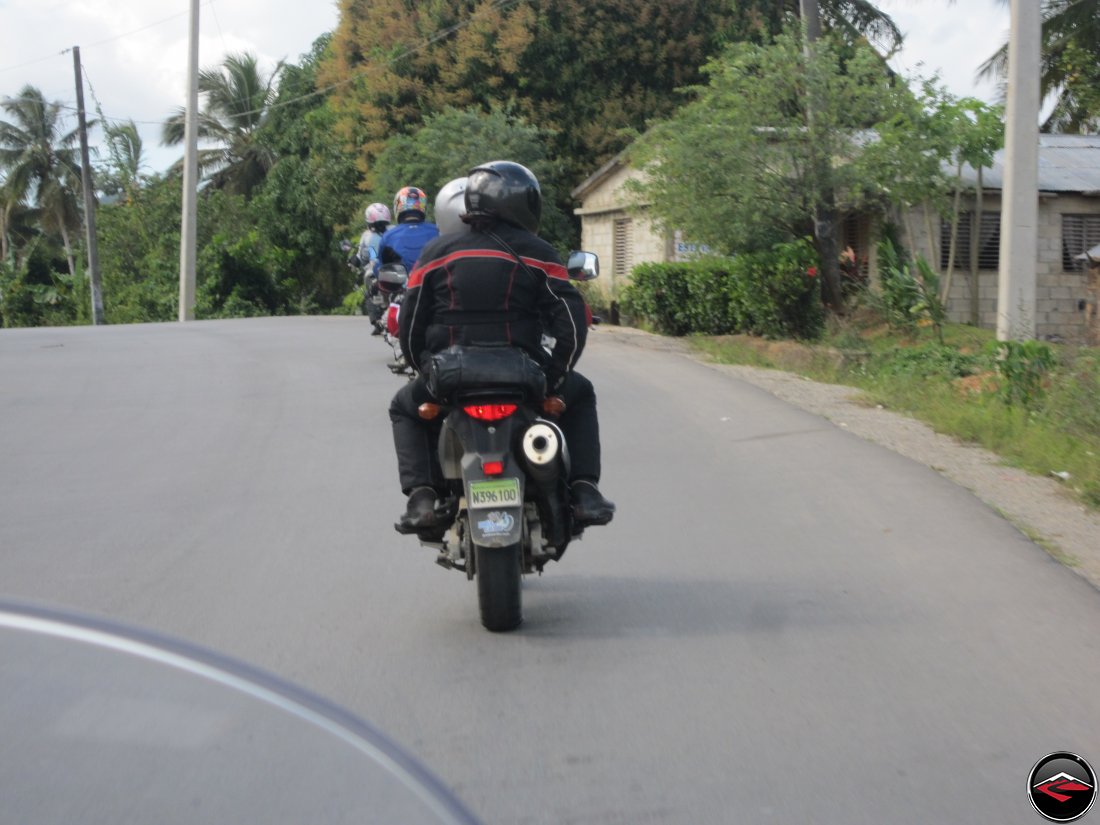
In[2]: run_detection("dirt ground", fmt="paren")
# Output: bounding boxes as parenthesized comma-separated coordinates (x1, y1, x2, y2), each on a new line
(600, 325, 1100, 593)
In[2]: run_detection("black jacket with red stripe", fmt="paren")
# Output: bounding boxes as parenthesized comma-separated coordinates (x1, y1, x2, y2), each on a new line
(399, 223, 588, 384)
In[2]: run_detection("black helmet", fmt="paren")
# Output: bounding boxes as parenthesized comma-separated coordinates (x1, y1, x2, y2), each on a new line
(464, 161, 542, 233)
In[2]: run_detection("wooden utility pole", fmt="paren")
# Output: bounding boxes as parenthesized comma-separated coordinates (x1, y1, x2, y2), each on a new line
(72, 47, 104, 325)
(178, 0, 200, 322)
(996, 0, 1041, 341)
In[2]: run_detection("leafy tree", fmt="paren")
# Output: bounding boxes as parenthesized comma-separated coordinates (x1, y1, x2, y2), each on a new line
(369, 106, 573, 248)
(321, 0, 755, 187)
(979, 0, 1100, 132)
(162, 52, 285, 196)
(0, 85, 83, 278)
(631, 26, 926, 271)
(249, 35, 364, 310)
(97, 119, 149, 199)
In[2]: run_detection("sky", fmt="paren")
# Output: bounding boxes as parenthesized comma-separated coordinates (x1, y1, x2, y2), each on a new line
(0, 0, 1013, 177)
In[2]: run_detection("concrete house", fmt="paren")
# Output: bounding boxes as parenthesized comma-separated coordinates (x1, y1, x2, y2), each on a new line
(572, 135, 1100, 343)
(902, 134, 1100, 342)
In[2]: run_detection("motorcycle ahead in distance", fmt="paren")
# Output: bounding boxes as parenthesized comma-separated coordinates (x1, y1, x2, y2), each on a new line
(377, 263, 413, 376)
(396, 251, 601, 632)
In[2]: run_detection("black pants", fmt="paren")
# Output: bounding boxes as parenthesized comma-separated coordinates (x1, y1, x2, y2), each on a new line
(389, 371, 602, 494)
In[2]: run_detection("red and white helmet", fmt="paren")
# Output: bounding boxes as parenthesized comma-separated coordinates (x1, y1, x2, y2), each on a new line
(365, 203, 391, 225)
(393, 186, 428, 221)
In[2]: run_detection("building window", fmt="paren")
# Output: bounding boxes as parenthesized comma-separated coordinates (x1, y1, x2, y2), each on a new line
(1062, 214, 1100, 271)
(940, 212, 1001, 271)
(613, 218, 633, 281)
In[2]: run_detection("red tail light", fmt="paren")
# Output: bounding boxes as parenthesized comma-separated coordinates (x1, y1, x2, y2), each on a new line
(463, 404, 517, 421)
(482, 460, 504, 476)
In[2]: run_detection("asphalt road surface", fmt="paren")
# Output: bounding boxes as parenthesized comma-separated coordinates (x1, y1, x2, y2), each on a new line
(2, 317, 1098, 824)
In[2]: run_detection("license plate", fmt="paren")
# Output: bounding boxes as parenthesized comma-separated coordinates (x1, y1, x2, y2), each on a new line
(468, 478, 521, 509)
(372, 295, 385, 305)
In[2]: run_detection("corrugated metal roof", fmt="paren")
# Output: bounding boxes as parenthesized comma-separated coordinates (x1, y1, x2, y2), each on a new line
(958, 134, 1100, 193)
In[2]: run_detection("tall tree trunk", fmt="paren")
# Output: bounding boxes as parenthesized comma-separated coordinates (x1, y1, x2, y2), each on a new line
(922, 202, 939, 267)
(58, 220, 76, 280)
(0, 205, 8, 263)
(940, 161, 964, 304)
(801, 0, 843, 311)
(969, 167, 984, 325)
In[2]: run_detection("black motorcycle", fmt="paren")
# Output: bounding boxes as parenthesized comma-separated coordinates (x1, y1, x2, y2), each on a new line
(403, 252, 600, 632)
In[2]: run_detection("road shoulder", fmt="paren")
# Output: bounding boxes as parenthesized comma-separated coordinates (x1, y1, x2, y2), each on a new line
(597, 325, 1100, 592)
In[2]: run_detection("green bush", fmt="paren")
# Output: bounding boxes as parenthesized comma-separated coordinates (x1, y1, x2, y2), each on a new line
(620, 239, 823, 339)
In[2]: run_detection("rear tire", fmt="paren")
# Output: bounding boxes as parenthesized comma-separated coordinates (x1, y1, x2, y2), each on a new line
(475, 543, 522, 632)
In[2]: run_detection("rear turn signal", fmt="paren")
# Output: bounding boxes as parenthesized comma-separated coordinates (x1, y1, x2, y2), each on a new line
(463, 404, 517, 421)
(418, 403, 441, 420)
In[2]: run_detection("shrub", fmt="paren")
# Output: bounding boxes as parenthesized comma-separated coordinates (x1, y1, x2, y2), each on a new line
(620, 239, 823, 339)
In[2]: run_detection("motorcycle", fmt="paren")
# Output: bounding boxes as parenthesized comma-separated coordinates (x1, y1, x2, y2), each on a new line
(341, 240, 388, 333)
(397, 251, 601, 633)
(377, 263, 413, 376)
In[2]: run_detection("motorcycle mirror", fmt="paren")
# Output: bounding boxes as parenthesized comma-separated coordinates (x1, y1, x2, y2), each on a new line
(566, 251, 599, 281)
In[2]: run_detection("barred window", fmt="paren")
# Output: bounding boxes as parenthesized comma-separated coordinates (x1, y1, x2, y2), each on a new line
(1062, 214, 1100, 271)
(940, 212, 1001, 271)
(613, 218, 633, 281)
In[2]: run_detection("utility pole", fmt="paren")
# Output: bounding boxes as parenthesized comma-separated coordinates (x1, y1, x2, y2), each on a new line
(800, 0, 843, 311)
(178, 0, 200, 322)
(996, 0, 1041, 341)
(72, 47, 104, 325)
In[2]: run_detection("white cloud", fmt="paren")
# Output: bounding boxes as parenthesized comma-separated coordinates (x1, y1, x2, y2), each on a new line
(877, 0, 1011, 102)
(1, 0, 337, 173)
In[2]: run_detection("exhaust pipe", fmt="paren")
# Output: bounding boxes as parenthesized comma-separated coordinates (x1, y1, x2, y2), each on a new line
(520, 422, 566, 483)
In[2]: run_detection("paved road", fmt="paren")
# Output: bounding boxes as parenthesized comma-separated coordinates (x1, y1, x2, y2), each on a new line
(1, 317, 1098, 824)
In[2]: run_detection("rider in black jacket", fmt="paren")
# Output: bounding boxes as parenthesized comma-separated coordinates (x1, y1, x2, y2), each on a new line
(390, 161, 615, 532)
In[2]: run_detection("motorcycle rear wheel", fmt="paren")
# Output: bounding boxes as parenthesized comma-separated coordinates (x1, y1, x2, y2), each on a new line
(475, 543, 522, 632)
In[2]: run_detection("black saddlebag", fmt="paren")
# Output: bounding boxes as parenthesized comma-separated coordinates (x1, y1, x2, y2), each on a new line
(426, 345, 546, 401)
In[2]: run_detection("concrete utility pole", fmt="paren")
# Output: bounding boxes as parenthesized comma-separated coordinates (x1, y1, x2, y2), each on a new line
(996, 0, 1041, 341)
(178, 0, 200, 322)
(72, 47, 104, 325)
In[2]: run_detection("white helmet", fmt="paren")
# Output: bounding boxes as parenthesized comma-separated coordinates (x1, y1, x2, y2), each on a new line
(365, 202, 391, 225)
(435, 177, 469, 235)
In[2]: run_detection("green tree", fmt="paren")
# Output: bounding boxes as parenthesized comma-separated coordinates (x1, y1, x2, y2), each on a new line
(369, 106, 572, 248)
(97, 119, 148, 199)
(0, 85, 83, 278)
(162, 52, 285, 196)
(631, 26, 924, 266)
(249, 35, 364, 311)
(979, 0, 1100, 132)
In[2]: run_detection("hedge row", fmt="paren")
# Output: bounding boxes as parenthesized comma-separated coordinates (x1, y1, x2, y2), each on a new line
(619, 239, 824, 339)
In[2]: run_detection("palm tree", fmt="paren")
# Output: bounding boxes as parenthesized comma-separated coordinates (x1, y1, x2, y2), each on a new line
(99, 119, 148, 198)
(162, 52, 285, 196)
(0, 86, 83, 277)
(979, 0, 1100, 132)
(805, 0, 904, 54)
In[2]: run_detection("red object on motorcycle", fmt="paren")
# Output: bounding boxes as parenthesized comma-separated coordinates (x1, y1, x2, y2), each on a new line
(385, 303, 400, 336)
(463, 404, 517, 422)
(482, 460, 504, 476)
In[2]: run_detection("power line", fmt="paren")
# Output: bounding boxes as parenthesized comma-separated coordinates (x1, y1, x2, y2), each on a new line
(0, 3, 214, 74)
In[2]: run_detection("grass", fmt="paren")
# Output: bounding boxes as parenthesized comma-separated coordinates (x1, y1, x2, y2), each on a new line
(688, 308, 1100, 512)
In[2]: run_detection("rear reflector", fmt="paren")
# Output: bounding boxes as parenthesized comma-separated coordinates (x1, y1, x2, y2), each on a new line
(463, 404, 517, 421)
